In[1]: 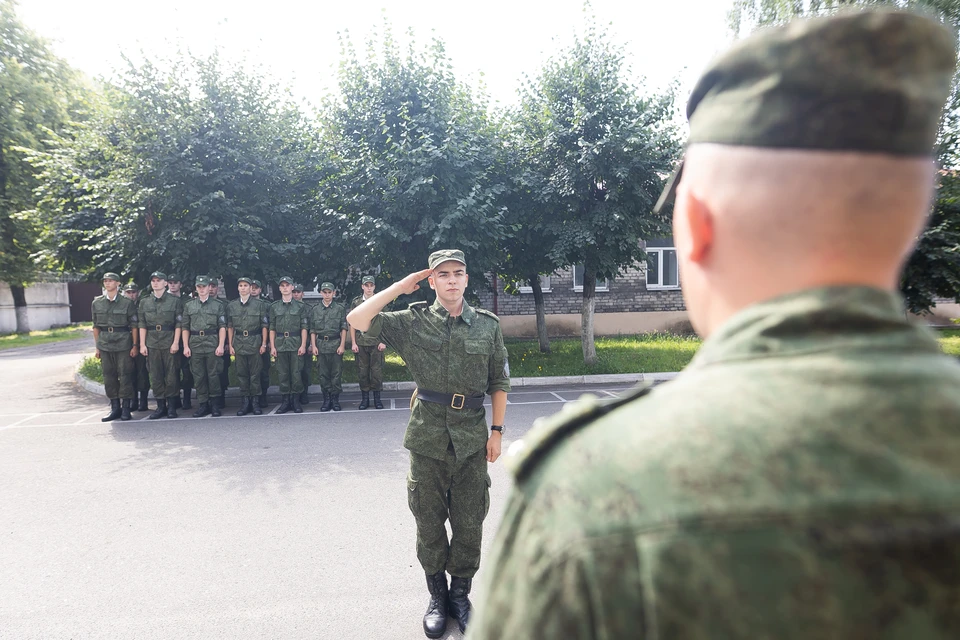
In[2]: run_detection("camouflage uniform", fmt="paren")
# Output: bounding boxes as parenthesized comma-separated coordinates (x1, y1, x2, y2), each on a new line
(310, 287, 347, 408)
(227, 290, 268, 398)
(270, 291, 308, 396)
(253, 280, 272, 406)
(182, 290, 227, 407)
(167, 276, 193, 409)
(351, 289, 384, 396)
(124, 283, 150, 410)
(137, 285, 183, 410)
(294, 284, 313, 402)
(471, 10, 960, 640)
(91, 282, 137, 412)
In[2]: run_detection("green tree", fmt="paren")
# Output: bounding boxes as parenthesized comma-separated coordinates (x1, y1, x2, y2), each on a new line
(0, 0, 82, 332)
(518, 22, 681, 364)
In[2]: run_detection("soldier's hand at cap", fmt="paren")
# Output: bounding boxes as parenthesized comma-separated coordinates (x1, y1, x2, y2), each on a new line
(352, 343, 359, 353)
(140, 345, 148, 357)
(397, 268, 433, 295)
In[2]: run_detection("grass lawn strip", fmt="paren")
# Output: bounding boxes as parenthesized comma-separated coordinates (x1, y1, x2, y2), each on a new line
(0, 323, 92, 351)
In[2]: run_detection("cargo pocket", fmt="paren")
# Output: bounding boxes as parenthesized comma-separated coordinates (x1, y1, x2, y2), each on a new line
(407, 475, 420, 518)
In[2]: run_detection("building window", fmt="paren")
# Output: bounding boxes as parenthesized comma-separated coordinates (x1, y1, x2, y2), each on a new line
(572, 265, 609, 292)
(646, 248, 680, 289)
(518, 275, 552, 294)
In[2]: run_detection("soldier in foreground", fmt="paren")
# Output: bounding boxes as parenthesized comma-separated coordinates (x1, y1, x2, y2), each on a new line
(350, 275, 387, 410)
(227, 277, 269, 416)
(310, 282, 347, 412)
(137, 271, 182, 419)
(469, 10, 960, 640)
(123, 282, 150, 411)
(251, 279, 271, 408)
(92, 273, 138, 422)
(182, 275, 227, 418)
(270, 276, 308, 414)
(348, 250, 509, 638)
(167, 274, 193, 410)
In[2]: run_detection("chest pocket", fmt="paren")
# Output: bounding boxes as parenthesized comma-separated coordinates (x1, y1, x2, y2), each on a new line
(412, 332, 444, 351)
(108, 307, 129, 326)
(464, 339, 493, 356)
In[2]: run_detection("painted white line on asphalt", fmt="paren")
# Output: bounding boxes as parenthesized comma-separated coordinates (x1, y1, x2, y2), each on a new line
(602, 390, 619, 398)
(76, 412, 104, 424)
(550, 392, 566, 401)
(391, 398, 396, 410)
(267, 403, 281, 416)
(0, 414, 40, 430)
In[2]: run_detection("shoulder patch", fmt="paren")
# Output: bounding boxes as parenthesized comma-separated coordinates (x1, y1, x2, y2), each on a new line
(506, 383, 654, 482)
(475, 308, 500, 322)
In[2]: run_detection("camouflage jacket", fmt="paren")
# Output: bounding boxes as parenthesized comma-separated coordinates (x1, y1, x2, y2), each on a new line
(270, 299, 308, 351)
(310, 301, 347, 354)
(470, 286, 960, 639)
(366, 299, 510, 460)
(350, 295, 381, 347)
(182, 297, 226, 355)
(227, 296, 268, 356)
(91, 293, 137, 352)
(137, 292, 182, 350)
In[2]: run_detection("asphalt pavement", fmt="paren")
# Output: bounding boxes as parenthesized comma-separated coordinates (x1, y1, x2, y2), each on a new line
(0, 336, 639, 640)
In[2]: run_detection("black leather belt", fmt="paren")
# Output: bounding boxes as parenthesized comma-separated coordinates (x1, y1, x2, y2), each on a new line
(153, 325, 175, 331)
(96, 326, 120, 333)
(416, 388, 485, 410)
(320, 335, 335, 341)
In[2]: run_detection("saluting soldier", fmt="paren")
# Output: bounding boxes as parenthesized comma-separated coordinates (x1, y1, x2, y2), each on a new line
(347, 250, 509, 637)
(350, 275, 387, 410)
(310, 282, 347, 412)
(92, 273, 140, 422)
(123, 282, 150, 411)
(166, 274, 193, 410)
(137, 271, 183, 419)
(208, 279, 231, 409)
(227, 277, 269, 416)
(182, 275, 227, 418)
(293, 284, 313, 404)
(270, 276, 308, 414)
(251, 279, 271, 408)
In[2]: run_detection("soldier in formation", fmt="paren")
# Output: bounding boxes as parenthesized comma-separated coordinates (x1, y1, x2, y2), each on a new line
(251, 279, 271, 408)
(137, 271, 182, 419)
(181, 275, 227, 418)
(123, 282, 150, 411)
(92, 273, 139, 422)
(227, 277, 269, 416)
(166, 274, 193, 410)
(293, 284, 313, 404)
(310, 282, 347, 412)
(270, 276, 308, 414)
(208, 279, 230, 409)
(350, 275, 386, 410)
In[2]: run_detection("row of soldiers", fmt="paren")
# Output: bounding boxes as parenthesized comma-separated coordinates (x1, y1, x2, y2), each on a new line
(91, 271, 387, 421)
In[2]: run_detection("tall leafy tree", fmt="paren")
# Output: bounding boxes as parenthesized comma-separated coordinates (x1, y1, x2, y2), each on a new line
(0, 0, 82, 332)
(518, 21, 681, 364)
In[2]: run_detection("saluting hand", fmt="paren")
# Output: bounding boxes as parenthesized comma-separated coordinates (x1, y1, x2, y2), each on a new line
(397, 268, 433, 296)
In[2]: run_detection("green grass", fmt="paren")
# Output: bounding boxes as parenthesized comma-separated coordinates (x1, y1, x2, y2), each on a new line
(79, 355, 104, 383)
(0, 323, 92, 351)
(938, 328, 960, 357)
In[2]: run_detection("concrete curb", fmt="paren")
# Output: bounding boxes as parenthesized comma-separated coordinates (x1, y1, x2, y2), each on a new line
(74, 363, 679, 398)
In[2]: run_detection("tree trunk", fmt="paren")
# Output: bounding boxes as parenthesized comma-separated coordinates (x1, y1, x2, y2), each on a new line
(11, 284, 30, 334)
(581, 267, 597, 365)
(530, 275, 551, 353)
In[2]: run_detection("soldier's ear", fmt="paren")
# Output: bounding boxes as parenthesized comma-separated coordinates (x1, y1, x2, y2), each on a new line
(427, 274, 436, 290)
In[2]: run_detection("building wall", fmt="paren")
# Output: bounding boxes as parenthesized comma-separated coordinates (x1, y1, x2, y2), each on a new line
(0, 283, 72, 333)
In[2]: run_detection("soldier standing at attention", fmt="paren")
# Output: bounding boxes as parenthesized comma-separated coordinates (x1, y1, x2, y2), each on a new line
(469, 10, 960, 640)
(123, 282, 150, 411)
(310, 282, 347, 412)
(92, 273, 139, 422)
(348, 250, 509, 638)
(251, 279, 271, 409)
(270, 276, 308, 414)
(208, 279, 231, 410)
(293, 283, 313, 405)
(182, 275, 227, 418)
(350, 275, 387, 410)
(227, 277, 269, 416)
(137, 271, 182, 420)
(166, 274, 193, 410)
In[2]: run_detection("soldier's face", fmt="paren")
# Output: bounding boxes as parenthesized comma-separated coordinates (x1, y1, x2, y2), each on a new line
(321, 289, 334, 303)
(279, 282, 293, 297)
(151, 277, 166, 293)
(429, 262, 468, 304)
(196, 284, 211, 298)
(103, 279, 119, 294)
(209, 285, 219, 296)
(362, 282, 376, 295)
(168, 281, 181, 294)
(238, 282, 251, 297)
(293, 291, 303, 300)
(251, 285, 261, 296)
(124, 290, 138, 301)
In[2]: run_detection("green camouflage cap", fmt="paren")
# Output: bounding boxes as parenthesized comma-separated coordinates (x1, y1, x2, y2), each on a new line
(278, 276, 294, 285)
(655, 9, 957, 213)
(428, 249, 467, 270)
(361, 275, 376, 285)
(320, 281, 335, 291)
(195, 275, 214, 286)
(166, 274, 181, 282)
(123, 282, 139, 292)
(208, 277, 219, 288)
(149, 271, 167, 280)
(102, 272, 121, 282)
(237, 276, 254, 285)
(293, 283, 304, 292)
(252, 279, 263, 289)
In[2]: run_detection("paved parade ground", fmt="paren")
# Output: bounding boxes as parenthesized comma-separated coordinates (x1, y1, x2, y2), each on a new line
(0, 336, 637, 640)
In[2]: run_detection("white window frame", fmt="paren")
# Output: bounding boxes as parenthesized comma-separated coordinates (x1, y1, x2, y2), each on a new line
(517, 275, 552, 294)
(572, 265, 609, 293)
(646, 248, 680, 290)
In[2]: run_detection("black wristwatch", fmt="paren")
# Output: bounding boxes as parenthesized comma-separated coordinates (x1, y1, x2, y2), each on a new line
(491, 425, 505, 434)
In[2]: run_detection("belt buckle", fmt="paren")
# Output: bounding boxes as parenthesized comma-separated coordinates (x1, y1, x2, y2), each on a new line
(107, 327, 114, 333)
(323, 336, 330, 341)
(283, 332, 290, 338)
(155, 325, 162, 331)
(198, 330, 206, 337)
(451, 394, 465, 410)
(242, 330, 249, 337)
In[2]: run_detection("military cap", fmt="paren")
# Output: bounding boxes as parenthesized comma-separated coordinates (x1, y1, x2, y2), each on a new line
(123, 282, 139, 292)
(278, 276, 294, 285)
(167, 274, 181, 282)
(252, 279, 263, 289)
(149, 271, 167, 280)
(428, 249, 467, 270)
(237, 276, 254, 285)
(195, 275, 214, 286)
(293, 283, 304, 293)
(655, 9, 957, 213)
(102, 272, 121, 282)
(319, 281, 335, 291)
(361, 275, 376, 285)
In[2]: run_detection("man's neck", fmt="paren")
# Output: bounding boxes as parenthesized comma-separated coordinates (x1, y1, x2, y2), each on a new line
(153, 290, 164, 299)
(323, 300, 332, 307)
(198, 294, 209, 302)
(282, 295, 293, 303)
(239, 294, 250, 304)
(438, 297, 464, 317)
(105, 291, 118, 301)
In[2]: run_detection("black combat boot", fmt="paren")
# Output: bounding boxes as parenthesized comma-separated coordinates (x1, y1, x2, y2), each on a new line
(448, 576, 472, 634)
(292, 394, 303, 413)
(181, 387, 193, 410)
(120, 398, 133, 421)
(148, 399, 167, 420)
(276, 394, 291, 415)
(137, 390, 149, 412)
(237, 396, 252, 416)
(101, 398, 122, 422)
(252, 395, 262, 415)
(166, 397, 178, 418)
(192, 402, 210, 418)
(319, 392, 331, 412)
(331, 394, 341, 411)
(211, 396, 222, 417)
(374, 391, 384, 410)
(423, 572, 449, 639)
(299, 389, 309, 405)
(358, 391, 369, 410)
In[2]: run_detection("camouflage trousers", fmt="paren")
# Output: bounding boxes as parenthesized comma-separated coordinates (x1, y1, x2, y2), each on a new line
(407, 446, 491, 578)
(131, 353, 149, 392)
(275, 350, 303, 394)
(190, 352, 223, 403)
(147, 348, 180, 399)
(234, 352, 263, 397)
(101, 350, 134, 400)
(299, 353, 312, 394)
(317, 352, 343, 395)
(259, 351, 271, 397)
(356, 344, 383, 392)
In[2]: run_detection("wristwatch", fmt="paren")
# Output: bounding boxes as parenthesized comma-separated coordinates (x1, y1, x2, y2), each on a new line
(491, 425, 505, 434)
